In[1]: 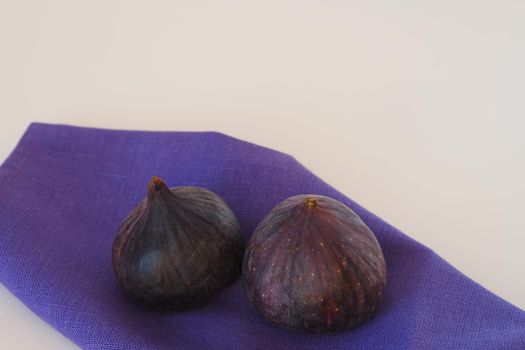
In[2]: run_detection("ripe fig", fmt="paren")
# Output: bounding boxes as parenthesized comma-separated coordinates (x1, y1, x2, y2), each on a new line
(242, 195, 387, 333)
(112, 176, 244, 310)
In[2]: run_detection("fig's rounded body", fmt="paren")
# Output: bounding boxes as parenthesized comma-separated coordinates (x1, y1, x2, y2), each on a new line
(112, 177, 244, 310)
(242, 194, 386, 333)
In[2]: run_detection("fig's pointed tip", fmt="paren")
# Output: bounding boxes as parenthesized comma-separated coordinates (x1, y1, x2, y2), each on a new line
(149, 176, 166, 192)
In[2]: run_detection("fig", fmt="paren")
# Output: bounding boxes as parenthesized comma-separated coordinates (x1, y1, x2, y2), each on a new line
(112, 176, 244, 310)
(242, 195, 387, 333)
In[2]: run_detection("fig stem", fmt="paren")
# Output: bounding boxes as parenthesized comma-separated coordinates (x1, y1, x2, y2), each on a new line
(150, 176, 165, 192)
(304, 198, 318, 209)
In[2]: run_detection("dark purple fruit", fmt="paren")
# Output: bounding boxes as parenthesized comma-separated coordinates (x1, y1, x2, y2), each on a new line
(112, 176, 244, 310)
(242, 194, 387, 333)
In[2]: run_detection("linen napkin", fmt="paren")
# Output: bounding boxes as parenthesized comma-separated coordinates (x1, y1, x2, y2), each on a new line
(1, 123, 524, 349)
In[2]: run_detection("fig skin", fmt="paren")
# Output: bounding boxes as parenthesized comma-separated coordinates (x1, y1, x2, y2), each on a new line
(112, 176, 244, 310)
(242, 194, 387, 333)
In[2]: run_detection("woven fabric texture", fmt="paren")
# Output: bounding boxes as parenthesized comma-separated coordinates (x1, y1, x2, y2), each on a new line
(0, 123, 524, 349)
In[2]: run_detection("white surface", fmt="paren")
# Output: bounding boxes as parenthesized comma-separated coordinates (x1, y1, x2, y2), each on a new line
(1, 1, 524, 349)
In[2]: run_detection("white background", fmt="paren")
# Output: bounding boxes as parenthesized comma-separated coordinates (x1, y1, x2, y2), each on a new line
(1, 1, 524, 349)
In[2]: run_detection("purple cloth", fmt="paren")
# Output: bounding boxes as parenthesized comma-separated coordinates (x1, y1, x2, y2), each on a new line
(1, 123, 524, 350)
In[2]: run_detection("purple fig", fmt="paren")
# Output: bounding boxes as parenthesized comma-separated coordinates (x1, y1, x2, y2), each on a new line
(242, 195, 387, 333)
(112, 176, 244, 310)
